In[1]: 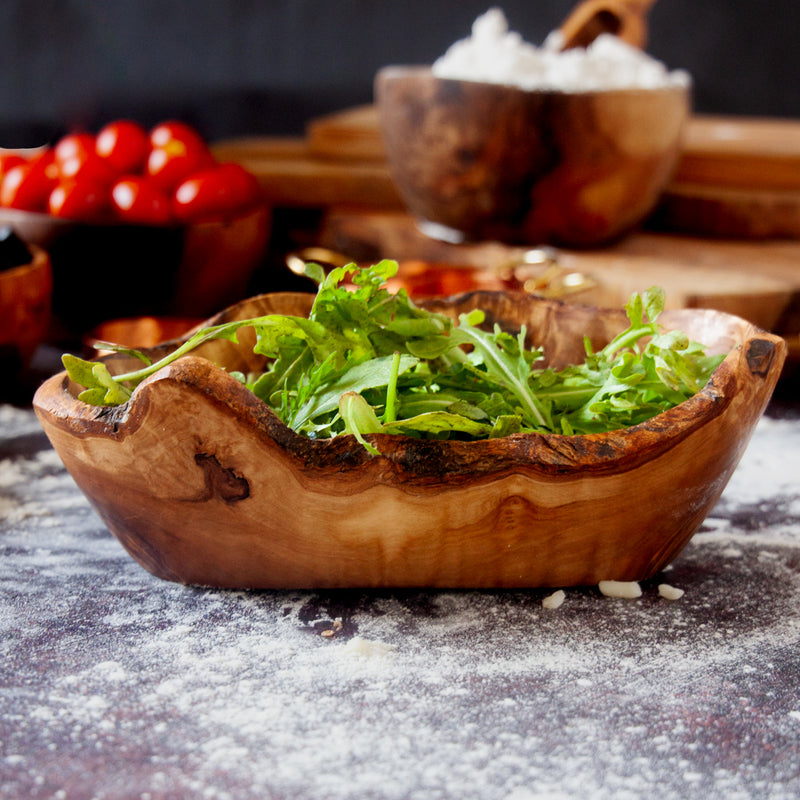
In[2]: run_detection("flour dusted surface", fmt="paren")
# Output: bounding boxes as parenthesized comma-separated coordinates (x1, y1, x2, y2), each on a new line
(2, 410, 800, 800)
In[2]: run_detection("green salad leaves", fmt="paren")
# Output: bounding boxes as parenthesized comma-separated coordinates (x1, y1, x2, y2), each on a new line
(63, 259, 726, 452)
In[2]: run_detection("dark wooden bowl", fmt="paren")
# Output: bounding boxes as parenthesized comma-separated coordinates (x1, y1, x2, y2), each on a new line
(0, 244, 52, 372)
(0, 204, 270, 336)
(33, 291, 785, 589)
(375, 66, 689, 246)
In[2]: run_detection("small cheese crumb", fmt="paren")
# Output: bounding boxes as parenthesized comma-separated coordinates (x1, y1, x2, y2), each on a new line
(339, 636, 396, 659)
(598, 580, 642, 599)
(658, 583, 685, 600)
(542, 590, 566, 610)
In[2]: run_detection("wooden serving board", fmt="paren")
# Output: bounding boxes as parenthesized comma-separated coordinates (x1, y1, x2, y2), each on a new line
(211, 134, 402, 210)
(213, 106, 800, 238)
(673, 115, 800, 190)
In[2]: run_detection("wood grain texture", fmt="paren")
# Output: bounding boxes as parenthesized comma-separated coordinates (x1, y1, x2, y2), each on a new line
(33, 291, 786, 590)
(652, 183, 800, 239)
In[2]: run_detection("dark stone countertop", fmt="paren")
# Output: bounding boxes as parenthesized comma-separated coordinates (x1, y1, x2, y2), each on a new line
(1, 390, 799, 800)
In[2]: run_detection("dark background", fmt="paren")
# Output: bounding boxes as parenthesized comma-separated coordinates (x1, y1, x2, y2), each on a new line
(0, 0, 797, 147)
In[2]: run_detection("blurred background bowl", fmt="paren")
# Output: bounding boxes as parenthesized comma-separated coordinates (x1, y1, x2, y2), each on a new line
(83, 315, 202, 359)
(0, 242, 52, 374)
(0, 202, 270, 344)
(374, 65, 690, 247)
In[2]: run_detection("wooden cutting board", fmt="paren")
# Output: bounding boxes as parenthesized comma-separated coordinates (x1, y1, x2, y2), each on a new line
(213, 106, 800, 238)
(212, 133, 402, 209)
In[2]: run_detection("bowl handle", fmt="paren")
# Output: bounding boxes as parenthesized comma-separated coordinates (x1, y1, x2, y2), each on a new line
(744, 336, 783, 379)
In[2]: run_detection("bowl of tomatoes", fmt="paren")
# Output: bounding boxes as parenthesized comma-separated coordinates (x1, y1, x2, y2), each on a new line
(0, 119, 270, 337)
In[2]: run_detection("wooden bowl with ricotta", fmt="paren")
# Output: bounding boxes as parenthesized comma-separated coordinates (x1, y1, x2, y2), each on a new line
(33, 291, 785, 590)
(375, 66, 689, 246)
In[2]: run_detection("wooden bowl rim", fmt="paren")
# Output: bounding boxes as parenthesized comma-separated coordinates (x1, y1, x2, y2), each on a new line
(34, 290, 787, 483)
(0, 241, 51, 281)
(375, 64, 691, 100)
(0, 201, 270, 241)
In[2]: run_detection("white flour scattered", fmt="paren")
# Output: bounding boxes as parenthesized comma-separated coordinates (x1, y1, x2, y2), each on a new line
(2, 408, 799, 800)
(432, 8, 691, 91)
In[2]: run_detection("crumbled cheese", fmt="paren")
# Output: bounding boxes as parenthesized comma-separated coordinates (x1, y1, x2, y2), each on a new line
(338, 636, 396, 659)
(542, 590, 566, 610)
(658, 583, 685, 601)
(598, 580, 642, 599)
(432, 8, 690, 92)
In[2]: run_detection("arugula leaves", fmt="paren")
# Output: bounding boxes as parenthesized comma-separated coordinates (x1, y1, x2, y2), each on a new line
(62, 260, 726, 452)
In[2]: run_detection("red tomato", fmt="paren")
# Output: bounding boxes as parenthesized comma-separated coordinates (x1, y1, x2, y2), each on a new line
(110, 177, 171, 225)
(171, 163, 261, 223)
(146, 141, 214, 192)
(149, 120, 208, 152)
(96, 120, 150, 174)
(48, 179, 108, 221)
(0, 152, 27, 178)
(53, 133, 95, 166)
(58, 150, 116, 186)
(0, 152, 58, 211)
(212, 162, 262, 208)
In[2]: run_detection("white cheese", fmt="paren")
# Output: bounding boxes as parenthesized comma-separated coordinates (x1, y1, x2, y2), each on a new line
(658, 583, 685, 600)
(598, 580, 642, 599)
(432, 8, 691, 92)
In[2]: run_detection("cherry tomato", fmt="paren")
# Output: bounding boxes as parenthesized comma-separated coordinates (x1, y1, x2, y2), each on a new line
(53, 133, 95, 166)
(96, 120, 150, 174)
(110, 177, 171, 226)
(212, 162, 262, 208)
(171, 163, 261, 223)
(146, 141, 214, 192)
(48, 179, 108, 221)
(149, 120, 208, 153)
(0, 151, 58, 211)
(0, 152, 27, 178)
(58, 150, 116, 186)
(146, 120, 214, 191)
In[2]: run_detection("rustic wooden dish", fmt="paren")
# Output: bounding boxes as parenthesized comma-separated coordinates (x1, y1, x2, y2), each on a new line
(374, 66, 689, 246)
(33, 291, 785, 590)
(0, 243, 52, 371)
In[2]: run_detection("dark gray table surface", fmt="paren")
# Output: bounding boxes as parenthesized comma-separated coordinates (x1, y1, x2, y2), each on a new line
(1, 390, 799, 800)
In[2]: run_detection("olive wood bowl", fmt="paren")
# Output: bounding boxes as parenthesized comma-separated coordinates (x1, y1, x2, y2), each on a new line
(33, 291, 785, 590)
(375, 66, 689, 246)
